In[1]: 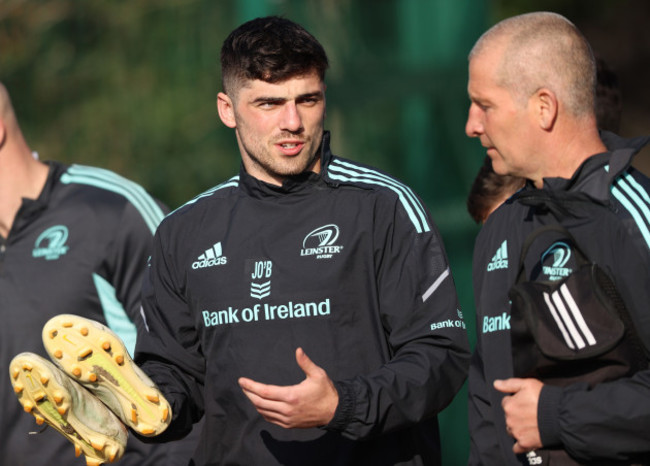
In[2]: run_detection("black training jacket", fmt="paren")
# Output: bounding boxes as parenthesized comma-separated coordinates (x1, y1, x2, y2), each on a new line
(136, 131, 471, 466)
(469, 133, 650, 465)
(0, 161, 197, 465)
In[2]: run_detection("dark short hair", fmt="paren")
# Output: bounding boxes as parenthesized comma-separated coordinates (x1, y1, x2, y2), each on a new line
(467, 157, 524, 224)
(595, 56, 622, 133)
(220, 16, 329, 96)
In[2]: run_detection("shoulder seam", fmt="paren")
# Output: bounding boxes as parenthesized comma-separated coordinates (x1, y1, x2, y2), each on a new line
(168, 175, 240, 217)
(327, 159, 430, 233)
(612, 171, 650, 249)
(60, 164, 164, 235)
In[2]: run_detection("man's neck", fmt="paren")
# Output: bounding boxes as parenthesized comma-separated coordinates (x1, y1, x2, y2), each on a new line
(0, 148, 49, 238)
(533, 119, 607, 188)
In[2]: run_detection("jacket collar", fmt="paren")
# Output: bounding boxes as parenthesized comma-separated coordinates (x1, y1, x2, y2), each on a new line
(537, 132, 650, 202)
(237, 131, 333, 198)
(10, 161, 66, 237)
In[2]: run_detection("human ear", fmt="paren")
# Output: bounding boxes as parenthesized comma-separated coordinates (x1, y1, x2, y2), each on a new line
(217, 92, 236, 128)
(535, 88, 558, 131)
(0, 120, 7, 149)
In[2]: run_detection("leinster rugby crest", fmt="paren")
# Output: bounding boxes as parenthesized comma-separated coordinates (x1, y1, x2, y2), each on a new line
(32, 225, 70, 260)
(300, 224, 343, 260)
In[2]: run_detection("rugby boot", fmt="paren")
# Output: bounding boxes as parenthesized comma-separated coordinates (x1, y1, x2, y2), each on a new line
(42, 314, 171, 437)
(10, 352, 127, 466)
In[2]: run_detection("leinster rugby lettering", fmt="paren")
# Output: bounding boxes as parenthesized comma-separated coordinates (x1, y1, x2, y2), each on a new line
(300, 224, 343, 259)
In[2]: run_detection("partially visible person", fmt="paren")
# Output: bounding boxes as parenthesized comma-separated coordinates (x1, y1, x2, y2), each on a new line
(595, 55, 622, 134)
(466, 156, 524, 223)
(0, 82, 196, 465)
(466, 55, 623, 224)
(465, 11, 650, 465)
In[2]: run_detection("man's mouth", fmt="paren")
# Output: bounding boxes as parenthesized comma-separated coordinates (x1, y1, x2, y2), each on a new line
(276, 141, 305, 156)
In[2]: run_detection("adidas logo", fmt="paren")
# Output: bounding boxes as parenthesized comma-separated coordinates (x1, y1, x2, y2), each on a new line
(487, 240, 508, 272)
(526, 451, 542, 465)
(192, 242, 227, 269)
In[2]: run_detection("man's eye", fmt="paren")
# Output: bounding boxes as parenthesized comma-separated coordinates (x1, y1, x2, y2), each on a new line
(298, 97, 321, 106)
(473, 101, 488, 111)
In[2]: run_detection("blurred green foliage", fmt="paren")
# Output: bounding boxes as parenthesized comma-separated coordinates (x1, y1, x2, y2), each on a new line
(1, 0, 486, 215)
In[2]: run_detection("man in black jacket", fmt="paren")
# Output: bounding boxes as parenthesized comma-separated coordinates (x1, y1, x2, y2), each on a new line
(0, 79, 197, 465)
(34, 16, 470, 466)
(466, 11, 650, 465)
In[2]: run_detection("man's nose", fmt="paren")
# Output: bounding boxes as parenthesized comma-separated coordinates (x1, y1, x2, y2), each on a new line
(465, 103, 484, 138)
(280, 102, 303, 132)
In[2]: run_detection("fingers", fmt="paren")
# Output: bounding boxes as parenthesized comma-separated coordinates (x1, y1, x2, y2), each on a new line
(238, 348, 339, 429)
(513, 441, 526, 454)
(240, 384, 285, 414)
(238, 378, 296, 427)
(295, 347, 323, 379)
(493, 378, 524, 394)
(238, 377, 285, 402)
(242, 390, 292, 427)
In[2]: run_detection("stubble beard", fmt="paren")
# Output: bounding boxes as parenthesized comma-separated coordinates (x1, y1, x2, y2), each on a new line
(241, 132, 322, 181)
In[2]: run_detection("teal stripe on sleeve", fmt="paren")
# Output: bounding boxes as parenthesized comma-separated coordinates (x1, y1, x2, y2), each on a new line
(612, 179, 650, 249)
(92, 273, 137, 356)
(61, 165, 164, 234)
(169, 175, 239, 215)
(328, 160, 430, 233)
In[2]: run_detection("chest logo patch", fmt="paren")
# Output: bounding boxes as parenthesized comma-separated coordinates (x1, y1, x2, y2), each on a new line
(33, 225, 70, 260)
(541, 241, 573, 281)
(300, 224, 343, 260)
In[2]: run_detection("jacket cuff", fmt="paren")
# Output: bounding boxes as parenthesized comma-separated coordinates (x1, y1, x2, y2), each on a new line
(538, 384, 563, 447)
(323, 380, 356, 433)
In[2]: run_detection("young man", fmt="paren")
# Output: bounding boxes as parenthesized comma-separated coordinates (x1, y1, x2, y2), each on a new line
(30, 15, 470, 466)
(137, 15, 470, 465)
(1, 81, 196, 465)
(466, 12, 650, 465)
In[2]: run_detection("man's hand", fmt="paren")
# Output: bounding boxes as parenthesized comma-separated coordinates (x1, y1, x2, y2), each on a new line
(238, 347, 339, 429)
(494, 378, 544, 454)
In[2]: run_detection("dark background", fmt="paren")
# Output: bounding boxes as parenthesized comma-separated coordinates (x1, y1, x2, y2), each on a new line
(2, 1, 647, 463)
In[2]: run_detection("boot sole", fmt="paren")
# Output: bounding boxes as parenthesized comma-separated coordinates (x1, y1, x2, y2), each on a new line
(10, 353, 125, 465)
(42, 314, 171, 437)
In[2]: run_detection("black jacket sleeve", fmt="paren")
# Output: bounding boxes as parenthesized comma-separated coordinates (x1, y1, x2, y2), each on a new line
(325, 194, 471, 439)
(537, 184, 650, 462)
(102, 185, 168, 355)
(135, 222, 206, 441)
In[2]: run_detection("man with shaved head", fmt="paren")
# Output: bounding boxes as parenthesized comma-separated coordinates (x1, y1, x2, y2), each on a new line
(466, 12, 650, 465)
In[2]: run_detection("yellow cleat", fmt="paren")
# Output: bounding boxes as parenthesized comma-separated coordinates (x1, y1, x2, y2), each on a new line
(42, 314, 172, 437)
(9, 352, 127, 465)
